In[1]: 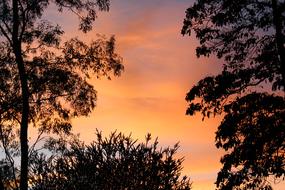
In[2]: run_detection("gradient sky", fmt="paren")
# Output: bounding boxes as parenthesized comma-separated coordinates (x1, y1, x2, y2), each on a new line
(43, 0, 285, 189)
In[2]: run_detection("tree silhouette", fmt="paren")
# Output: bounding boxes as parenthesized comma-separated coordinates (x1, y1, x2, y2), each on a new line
(0, 1, 123, 189)
(27, 131, 192, 190)
(182, 0, 285, 189)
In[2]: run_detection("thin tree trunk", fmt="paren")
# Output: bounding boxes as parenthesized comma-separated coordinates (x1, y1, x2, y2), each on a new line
(16, 49, 29, 190)
(12, 0, 29, 190)
(272, 0, 285, 90)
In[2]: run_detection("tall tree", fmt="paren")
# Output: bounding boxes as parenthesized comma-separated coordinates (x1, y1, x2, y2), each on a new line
(0, 1, 123, 190)
(182, 0, 284, 189)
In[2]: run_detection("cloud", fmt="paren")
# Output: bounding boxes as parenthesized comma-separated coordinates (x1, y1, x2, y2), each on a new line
(54, 1, 226, 189)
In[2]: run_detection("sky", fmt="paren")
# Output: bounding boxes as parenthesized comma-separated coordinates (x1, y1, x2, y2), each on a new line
(43, 0, 284, 189)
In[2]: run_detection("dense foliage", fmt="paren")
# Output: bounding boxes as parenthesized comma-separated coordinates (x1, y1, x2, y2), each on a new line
(27, 132, 192, 190)
(0, 0, 123, 189)
(182, 0, 285, 189)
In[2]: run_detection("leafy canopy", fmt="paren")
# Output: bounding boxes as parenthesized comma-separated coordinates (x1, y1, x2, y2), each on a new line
(0, 0, 123, 189)
(182, 0, 285, 189)
(0, 0, 123, 134)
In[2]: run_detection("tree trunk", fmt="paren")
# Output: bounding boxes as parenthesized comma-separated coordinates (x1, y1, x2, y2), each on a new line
(12, 0, 29, 190)
(16, 49, 29, 190)
(272, 0, 285, 90)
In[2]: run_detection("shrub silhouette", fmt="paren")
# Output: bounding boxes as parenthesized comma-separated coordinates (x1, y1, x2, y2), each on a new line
(27, 131, 191, 190)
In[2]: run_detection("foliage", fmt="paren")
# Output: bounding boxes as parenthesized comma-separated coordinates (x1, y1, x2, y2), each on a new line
(216, 93, 285, 189)
(26, 131, 192, 190)
(0, 0, 123, 137)
(0, 124, 20, 189)
(0, 160, 16, 189)
(182, 0, 285, 189)
(0, 0, 123, 189)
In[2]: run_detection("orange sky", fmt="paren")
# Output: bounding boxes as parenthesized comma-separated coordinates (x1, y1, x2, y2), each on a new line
(43, 1, 285, 189)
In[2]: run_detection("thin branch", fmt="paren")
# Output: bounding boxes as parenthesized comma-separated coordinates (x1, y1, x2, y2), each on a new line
(1, 18, 13, 37)
(28, 129, 46, 156)
(19, 2, 28, 43)
(0, 24, 13, 45)
(0, 121, 19, 189)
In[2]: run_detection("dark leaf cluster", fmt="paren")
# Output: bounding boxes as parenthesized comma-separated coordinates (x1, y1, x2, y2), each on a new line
(182, 0, 285, 189)
(0, 1, 123, 189)
(0, 0, 123, 146)
(216, 93, 285, 189)
(27, 132, 192, 190)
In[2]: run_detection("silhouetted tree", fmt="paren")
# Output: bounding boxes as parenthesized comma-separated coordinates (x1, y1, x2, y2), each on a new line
(28, 131, 192, 190)
(0, 1, 123, 190)
(182, 0, 285, 189)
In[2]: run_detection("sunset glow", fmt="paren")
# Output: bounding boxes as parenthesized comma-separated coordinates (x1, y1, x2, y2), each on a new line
(41, 0, 285, 189)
